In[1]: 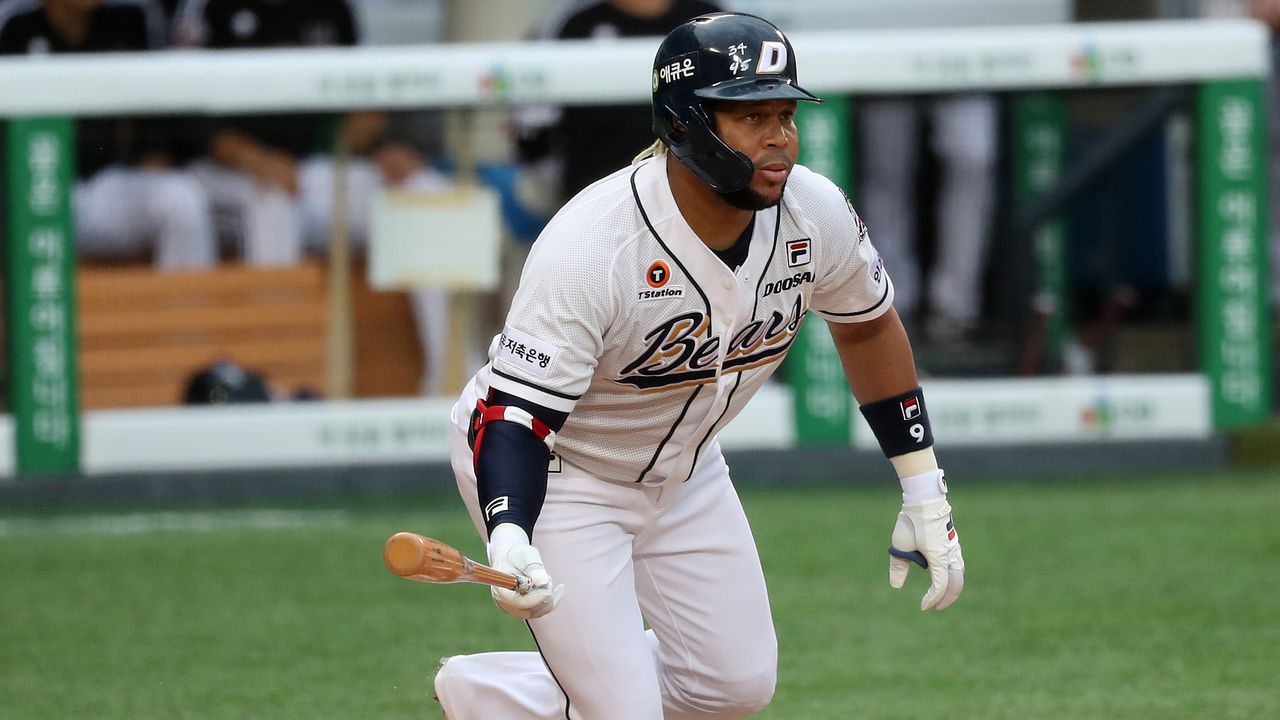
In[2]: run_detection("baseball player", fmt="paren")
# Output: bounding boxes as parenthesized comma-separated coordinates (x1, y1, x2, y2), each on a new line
(434, 12, 965, 719)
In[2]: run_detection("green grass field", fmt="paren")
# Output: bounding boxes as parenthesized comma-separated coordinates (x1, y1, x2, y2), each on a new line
(3, 467, 1278, 719)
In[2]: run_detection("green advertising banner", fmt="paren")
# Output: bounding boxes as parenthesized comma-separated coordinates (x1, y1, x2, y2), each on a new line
(790, 98, 854, 444)
(1195, 79, 1272, 428)
(1012, 93, 1068, 355)
(4, 117, 80, 473)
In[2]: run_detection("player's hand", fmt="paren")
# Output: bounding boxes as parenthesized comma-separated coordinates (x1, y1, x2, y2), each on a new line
(486, 523, 565, 619)
(888, 472, 964, 611)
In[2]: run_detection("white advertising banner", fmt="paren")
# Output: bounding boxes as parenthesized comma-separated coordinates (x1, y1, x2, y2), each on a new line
(81, 398, 458, 474)
(0, 375, 1213, 477)
(852, 374, 1213, 449)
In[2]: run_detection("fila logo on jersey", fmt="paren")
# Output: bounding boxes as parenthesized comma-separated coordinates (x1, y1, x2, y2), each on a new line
(786, 239, 811, 267)
(647, 260, 671, 288)
(946, 518, 956, 542)
(900, 396, 921, 420)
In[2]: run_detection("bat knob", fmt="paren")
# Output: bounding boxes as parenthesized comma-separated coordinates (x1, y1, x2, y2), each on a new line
(384, 532, 427, 577)
(515, 575, 535, 594)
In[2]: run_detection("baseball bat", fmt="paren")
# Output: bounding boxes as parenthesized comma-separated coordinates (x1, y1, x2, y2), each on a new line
(383, 531, 533, 594)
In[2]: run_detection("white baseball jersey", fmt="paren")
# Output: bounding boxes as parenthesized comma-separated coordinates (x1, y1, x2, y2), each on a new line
(467, 154, 893, 485)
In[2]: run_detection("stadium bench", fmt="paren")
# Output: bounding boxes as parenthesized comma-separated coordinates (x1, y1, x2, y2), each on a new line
(77, 263, 329, 409)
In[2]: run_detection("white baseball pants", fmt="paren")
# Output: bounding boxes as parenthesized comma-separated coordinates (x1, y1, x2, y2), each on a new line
(74, 166, 217, 270)
(437, 392, 778, 719)
(188, 160, 303, 267)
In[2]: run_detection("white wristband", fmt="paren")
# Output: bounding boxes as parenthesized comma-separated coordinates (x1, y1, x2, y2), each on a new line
(890, 446, 939, 479)
(900, 469, 948, 504)
(488, 522, 530, 547)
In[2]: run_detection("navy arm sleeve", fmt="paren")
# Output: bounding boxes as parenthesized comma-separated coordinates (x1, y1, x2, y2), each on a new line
(472, 390, 568, 540)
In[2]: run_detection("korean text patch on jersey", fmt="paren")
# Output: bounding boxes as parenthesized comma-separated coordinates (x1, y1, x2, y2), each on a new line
(495, 325, 558, 379)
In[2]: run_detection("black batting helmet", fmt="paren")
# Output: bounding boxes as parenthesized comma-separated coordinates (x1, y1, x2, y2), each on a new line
(651, 12, 821, 193)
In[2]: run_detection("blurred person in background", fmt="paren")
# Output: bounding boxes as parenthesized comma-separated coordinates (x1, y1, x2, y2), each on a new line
(176, 0, 458, 393)
(858, 91, 999, 344)
(175, 0, 449, 256)
(515, 0, 721, 214)
(0, 0, 218, 270)
(173, 0, 361, 265)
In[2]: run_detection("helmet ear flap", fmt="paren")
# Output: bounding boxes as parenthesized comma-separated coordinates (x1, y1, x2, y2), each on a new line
(666, 107, 754, 194)
(662, 102, 716, 146)
(661, 102, 689, 141)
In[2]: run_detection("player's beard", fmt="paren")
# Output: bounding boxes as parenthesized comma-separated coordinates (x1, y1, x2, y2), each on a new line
(717, 180, 786, 211)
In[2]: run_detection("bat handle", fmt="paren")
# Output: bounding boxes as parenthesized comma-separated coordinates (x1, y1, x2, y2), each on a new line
(514, 575, 535, 594)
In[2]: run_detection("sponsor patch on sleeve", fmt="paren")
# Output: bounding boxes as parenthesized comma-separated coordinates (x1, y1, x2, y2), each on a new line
(495, 325, 558, 379)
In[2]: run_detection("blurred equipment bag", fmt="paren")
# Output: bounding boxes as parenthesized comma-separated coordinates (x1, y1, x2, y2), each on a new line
(183, 360, 271, 405)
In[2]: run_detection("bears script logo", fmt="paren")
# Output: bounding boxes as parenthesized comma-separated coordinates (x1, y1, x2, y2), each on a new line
(616, 295, 805, 390)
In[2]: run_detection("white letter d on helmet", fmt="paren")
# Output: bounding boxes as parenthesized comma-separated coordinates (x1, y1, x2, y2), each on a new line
(757, 41, 787, 74)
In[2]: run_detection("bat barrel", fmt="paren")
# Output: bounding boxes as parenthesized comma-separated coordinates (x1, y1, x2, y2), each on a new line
(383, 532, 428, 577)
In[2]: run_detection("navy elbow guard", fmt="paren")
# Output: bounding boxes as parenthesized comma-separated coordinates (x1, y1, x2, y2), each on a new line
(859, 387, 934, 458)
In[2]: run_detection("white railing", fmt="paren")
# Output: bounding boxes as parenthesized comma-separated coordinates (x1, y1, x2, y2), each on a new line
(0, 20, 1266, 117)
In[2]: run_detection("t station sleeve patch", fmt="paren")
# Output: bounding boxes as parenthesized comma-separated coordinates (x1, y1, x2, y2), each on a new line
(495, 325, 559, 379)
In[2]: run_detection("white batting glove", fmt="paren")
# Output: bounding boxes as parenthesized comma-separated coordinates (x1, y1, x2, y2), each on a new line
(888, 470, 965, 611)
(486, 523, 565, 620)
